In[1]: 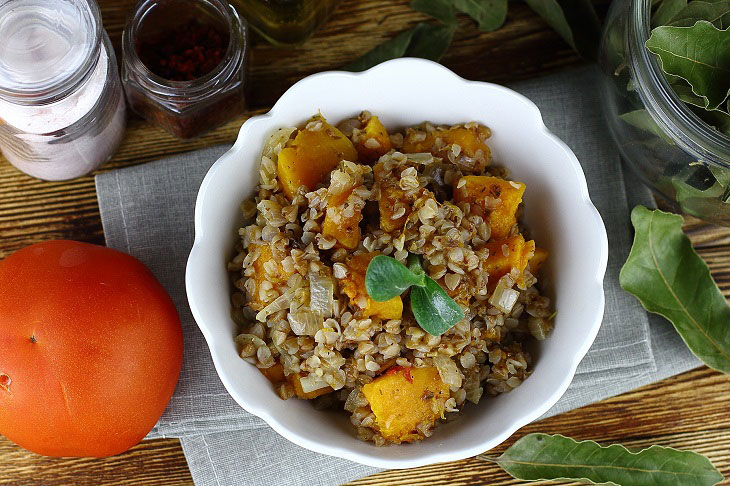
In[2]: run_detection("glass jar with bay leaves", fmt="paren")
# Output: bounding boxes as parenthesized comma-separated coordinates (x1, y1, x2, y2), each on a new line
(598, 0, 730, 226)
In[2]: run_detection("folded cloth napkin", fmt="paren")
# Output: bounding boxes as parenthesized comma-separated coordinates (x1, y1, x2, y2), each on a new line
(96, 66, 699, 486)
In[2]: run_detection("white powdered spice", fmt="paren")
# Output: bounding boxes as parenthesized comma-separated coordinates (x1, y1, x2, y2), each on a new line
(0, 1, 126, 180)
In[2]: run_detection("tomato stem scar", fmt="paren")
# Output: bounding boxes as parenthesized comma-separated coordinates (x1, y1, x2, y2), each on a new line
(30, 335, 36, 343)
(0, 373, 11, 392)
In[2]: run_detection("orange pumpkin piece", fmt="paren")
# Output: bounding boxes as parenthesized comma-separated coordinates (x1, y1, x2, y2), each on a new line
(529, 247, 548, 274)
(402, 125, 490, 161)
(361, 366, 449, 443)
(322, 204, 361, 249)
(259, 362, 333, 400)
(484, 235, 535, 291)
(289, 373, 334, 400)
(248, 243, 292, 310)
(277, 116, 358, 200)
(374, 161, 412, 232)
(356, 115, 393, 163)
(259, 361, 286, 385)
(341, 252, 403, 320)
(453, 175, 525, 240)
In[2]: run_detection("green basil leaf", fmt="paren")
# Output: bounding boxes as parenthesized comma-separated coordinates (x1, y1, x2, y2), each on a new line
(407, 253, 425, 275)
(620, 206, 730, 374)
(343, 28, 418, 72)
(668, 0, 730, 28)
(491, 433, 724, 485)
(410, 276, 464, 336)
(410, 0, 456, 25)
(523, 0, 601, 59)
(365, 255, 426, 302)
(646, 21, 730, 110)
(406, 22, 456, 61)
(453, 0, 508, 32)
(653, 0, 688, 26)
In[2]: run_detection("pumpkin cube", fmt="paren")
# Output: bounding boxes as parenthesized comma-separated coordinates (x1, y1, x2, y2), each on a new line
(341, 252, 403, 320)
(277, 115, 358, 200)
(483, 235, 535, 291)
(356, 115, 393, 163)
(361, 366, 450, 443)
(402, 125, 491, 171)
(374, 161, 412, 232)
(322, 205, 361, 250)
(259, 361, 285, 385)
(453, 175, 525, 240)
(289, 373, 334, 400)
(248, 243, 292, 310)
(529, 247, 548, 274)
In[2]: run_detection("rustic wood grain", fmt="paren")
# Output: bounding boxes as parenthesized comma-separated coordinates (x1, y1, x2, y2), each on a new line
(1, 0, 729, 485)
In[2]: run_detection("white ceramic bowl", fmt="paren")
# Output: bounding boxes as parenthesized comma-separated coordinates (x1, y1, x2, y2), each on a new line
(186, 58, 608, 469)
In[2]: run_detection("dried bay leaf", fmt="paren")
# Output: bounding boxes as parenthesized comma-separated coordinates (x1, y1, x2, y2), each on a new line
(620, 206, 730, 374)
(343, 28, 418, 71)
(406, 22, 456, 61)
(646, 21, 730, 110)
(653, 0, 688, 26)
(410, 0, 456, 25)
(453, 0, 508, 31)
(523, 0, 601, 59)
(668, 0, 730, 28)
(490, 433, 724, 486)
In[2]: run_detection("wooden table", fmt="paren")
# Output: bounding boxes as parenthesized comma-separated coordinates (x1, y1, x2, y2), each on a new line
(1, 1, 730, 484)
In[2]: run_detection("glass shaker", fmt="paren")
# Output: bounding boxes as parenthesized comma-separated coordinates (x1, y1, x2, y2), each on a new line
(229, 0, 341, 46)
(0, 0, 126, 181)
(122, 0, 249, 140)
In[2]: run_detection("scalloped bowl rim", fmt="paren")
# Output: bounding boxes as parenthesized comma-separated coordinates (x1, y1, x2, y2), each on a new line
(186, 58, 608, 469)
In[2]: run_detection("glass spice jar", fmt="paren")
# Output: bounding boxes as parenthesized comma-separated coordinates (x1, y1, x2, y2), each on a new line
(0, 0, 126, 181)
(121, 0, 248, 140)
(229, 0, 341, 46)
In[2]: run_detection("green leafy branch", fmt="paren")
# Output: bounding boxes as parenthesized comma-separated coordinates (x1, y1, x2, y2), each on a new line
(345, 0, 601, 71)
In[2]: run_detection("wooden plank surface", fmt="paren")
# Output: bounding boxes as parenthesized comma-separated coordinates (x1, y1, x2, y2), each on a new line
(1, 0, 729, 485)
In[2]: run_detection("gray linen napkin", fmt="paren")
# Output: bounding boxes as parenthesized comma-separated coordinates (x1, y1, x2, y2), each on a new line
(96, 66, 699, 486)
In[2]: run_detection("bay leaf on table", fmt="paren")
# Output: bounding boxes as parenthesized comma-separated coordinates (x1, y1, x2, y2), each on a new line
(490, 433, 724, 485)
(406, 22, 456, 61)
(343, 28, 417, 71)
(646, 21, 730, 110)
(453, 0, 508, 31)
(523, 0, 601, 59)
(410, 0, 456, 25)
(620, 206, 730, 374)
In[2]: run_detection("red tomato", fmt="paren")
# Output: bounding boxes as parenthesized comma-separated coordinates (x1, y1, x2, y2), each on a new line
(0, 240, 183, 457)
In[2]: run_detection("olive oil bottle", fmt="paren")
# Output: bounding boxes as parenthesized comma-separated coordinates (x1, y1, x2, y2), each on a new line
(229, 0, 340, 45)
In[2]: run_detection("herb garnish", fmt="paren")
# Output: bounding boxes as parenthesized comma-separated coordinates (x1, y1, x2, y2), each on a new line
(483, 433, 724, 485)
(365, 254, 464, 336)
